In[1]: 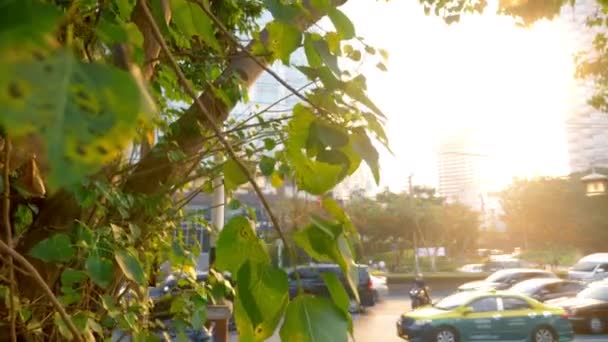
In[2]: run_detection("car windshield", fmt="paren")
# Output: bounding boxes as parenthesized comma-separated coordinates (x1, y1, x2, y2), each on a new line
(572, 262, 599, 272)
(434, 292, 475, 310)
(578, 286, 608, 301)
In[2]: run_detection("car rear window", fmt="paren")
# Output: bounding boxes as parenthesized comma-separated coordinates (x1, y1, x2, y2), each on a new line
(572, 262, 600, 272)
(578, 285, 608, 301)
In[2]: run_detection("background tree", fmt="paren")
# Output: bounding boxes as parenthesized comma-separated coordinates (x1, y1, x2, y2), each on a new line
(500, 173, 608, 256)
(346, 188, 479, 271)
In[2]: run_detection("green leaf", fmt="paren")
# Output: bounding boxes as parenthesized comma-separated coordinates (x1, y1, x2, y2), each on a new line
(328, 8, 355, 40)
(320, 272, 353, 333)
(312, 121, 349, 148)
(265, 21, 302, 65)
(263, 138, 276, 151)
(216, 216, 269, 275)
(0, 0, 61, 48)
(0, 49, 154, 190)
(376, 62, 388, 71)
(234, 261, 288, 341)
(322, 198, 347, 222)
(115, 249, 146, 285)
(294, 219, 359, 303)
(285, 105, 345, 194)
(14, 204, 33, 236)
(313, 40, 340, 76)
(86, 255, 113, 289)
(171, 0, 221, 52)
(270, 172, 284, 188)
(29, 233, 74, 263)
(115, 0, 136, 21)
(379, 48, 389, 61)
(351, 129, 380, 184)
(279, 295, 348, 342)
(191, 307, 207, 331)
(228, 198, 242, 210)
(264, 0, 301, 23)
(341, 76, 385, 118)
(224, 158, 249, 190)
(259, 156, 276, 177)
(54, 312, 73, 340)
(61, 269, 87, 288)
(304, 33, 322, 68)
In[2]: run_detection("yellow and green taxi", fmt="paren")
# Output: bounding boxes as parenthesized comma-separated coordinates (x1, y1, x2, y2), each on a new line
(396, 290, 573, 342)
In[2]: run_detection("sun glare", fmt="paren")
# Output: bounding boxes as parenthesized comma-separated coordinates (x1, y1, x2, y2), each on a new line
(345, 1, 578, 191)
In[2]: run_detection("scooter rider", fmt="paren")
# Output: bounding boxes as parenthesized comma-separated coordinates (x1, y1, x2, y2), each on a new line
(410, 273, 431, 309)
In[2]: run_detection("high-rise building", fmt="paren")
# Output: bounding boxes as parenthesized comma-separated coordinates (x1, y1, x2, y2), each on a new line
(437, 130, 487, 210)
(561, 1, 608, 172)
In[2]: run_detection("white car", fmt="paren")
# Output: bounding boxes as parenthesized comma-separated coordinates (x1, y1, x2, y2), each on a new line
(458, 263, 484, 273)
(568, 253, 608, 282)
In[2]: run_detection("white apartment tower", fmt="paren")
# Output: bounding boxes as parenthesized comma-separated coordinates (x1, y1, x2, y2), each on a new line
(437, 130, 486, 210)
(562, 1, 608, 172)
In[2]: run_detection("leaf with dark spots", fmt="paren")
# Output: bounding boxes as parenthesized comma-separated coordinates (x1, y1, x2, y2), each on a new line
(8, 81, 22, 98)
(0, 48, 155, 190)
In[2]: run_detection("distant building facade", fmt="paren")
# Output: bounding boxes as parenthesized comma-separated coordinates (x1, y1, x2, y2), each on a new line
(437, 130, 486, 210)
(561, 1, 608, 172)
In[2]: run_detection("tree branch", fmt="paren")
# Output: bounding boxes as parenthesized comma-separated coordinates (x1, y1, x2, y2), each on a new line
(0, 239, 82, 342)
(139, 0, 293, 254)
(2, 138, 16, 342)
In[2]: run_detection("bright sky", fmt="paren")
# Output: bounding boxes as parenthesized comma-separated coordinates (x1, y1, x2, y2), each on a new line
(342, 1, 581, 192)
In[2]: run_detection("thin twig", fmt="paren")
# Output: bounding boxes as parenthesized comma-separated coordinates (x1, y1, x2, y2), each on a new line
(2, 138, 16, 342)
(0, 239, 83, 341)
(140, 2, 294, 263)
(194, 0, 328, 115)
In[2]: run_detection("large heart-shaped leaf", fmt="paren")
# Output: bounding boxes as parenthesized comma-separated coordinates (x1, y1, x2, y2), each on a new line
(216, 216, 269, 275)
(279, 295, 348, 342)
(234, 261, 288, 342)
(0, 48, 153, 189)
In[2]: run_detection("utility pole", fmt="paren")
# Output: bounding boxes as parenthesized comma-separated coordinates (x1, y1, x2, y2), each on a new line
(209, 157, 225, 268)
(409, 174, 420, 274)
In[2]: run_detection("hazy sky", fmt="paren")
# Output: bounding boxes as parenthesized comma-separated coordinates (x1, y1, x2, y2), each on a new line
(340, 1, 580, 192)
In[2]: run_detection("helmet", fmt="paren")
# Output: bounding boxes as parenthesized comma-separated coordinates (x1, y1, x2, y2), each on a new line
(414, 273, 425, 286)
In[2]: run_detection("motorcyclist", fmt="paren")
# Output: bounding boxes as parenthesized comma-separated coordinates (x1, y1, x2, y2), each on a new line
(410, 273, 431, 309)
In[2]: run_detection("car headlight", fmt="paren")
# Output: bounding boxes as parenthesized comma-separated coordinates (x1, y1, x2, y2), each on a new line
(414, 319, 432, 326)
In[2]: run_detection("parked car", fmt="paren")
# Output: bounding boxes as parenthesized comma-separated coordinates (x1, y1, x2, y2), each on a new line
(458, 268, 557, 291)
(396, 290, 573, 342)
(547, 281, 608, 334)
(482, 258, 524, 272)
(568, 253, 608, 282)
(457, 263, 484, 273)
(510, 278, 585, 302)
(287, 264, 376, 307)
(370, 274, 388, 302)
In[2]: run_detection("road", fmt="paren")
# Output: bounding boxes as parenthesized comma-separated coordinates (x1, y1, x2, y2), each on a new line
(354, 288, 608, 342)
(232, 285, 608, 341)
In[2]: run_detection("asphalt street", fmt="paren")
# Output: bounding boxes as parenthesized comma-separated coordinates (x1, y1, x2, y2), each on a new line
(231, 285, 608, 342)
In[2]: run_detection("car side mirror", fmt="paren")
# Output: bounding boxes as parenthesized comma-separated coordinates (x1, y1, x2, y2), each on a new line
(461, 307, 473, 316)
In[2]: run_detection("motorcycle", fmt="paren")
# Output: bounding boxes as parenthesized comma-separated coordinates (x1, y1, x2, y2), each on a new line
(409, 286, 431, 309)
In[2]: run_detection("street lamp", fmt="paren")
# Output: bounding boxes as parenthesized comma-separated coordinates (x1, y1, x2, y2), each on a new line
(581, 169, 608, 197)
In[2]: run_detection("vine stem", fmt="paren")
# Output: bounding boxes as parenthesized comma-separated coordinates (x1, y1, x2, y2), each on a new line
(138, 2, 295, 266)
(3, 138, 16, 342)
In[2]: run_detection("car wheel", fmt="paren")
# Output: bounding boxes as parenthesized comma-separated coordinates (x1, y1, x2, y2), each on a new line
(590, 317, 604, 334)
(532, 326, 556, 342)
(434, 327, 458, 342)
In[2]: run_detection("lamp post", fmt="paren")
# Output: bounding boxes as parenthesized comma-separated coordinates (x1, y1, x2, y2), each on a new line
(581, 168, 608, 197)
